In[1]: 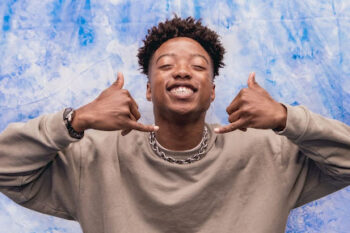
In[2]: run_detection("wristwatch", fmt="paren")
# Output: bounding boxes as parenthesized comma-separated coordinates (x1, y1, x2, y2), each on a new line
(63, 108, 84, 139)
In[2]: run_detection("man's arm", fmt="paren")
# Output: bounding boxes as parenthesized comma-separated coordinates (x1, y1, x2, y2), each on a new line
(278, 105, 350, 207)
(216, 72, 350, 207)
(0, 72, 157, 219)
(0, 110, 81, 219)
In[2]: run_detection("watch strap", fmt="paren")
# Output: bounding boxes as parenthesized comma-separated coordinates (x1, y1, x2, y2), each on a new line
(63, 108, 84, 139)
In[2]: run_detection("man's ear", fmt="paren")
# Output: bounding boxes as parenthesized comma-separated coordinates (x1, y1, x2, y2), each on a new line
(211, 83, 215, 102)
(146, 81, 152, 101)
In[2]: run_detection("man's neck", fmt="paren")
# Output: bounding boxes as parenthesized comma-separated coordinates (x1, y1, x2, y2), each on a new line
(154, 115, 206, 151)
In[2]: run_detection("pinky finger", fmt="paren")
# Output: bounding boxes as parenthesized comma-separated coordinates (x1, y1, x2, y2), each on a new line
(128, 120, 159, 133)
(214, 119, 247, 134)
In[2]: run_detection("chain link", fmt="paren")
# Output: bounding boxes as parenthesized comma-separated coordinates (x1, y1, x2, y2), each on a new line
(149, 127, 209, 164)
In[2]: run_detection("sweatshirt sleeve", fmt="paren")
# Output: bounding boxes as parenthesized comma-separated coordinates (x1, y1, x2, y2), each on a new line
(0, 110, 82, 220)
(277, 105, 350, 208)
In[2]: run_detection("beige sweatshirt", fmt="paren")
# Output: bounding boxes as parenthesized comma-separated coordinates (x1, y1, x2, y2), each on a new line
(1, 105, 350, 233)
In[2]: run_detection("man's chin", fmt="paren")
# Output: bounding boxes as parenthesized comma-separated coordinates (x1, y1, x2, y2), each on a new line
(158, 105, 206, 122)
(167, 104, 196, 115)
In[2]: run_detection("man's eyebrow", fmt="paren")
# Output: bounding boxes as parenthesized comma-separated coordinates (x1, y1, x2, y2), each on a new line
(191, 54, 209, 64)
(156, 53, 209, 64)
(156, 53, 175, 64)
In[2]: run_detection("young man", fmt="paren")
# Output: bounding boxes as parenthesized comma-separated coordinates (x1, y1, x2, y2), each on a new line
(1, 16, 350, 233)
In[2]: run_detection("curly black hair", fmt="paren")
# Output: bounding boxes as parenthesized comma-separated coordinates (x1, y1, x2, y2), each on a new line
(137, 16, 225, 77)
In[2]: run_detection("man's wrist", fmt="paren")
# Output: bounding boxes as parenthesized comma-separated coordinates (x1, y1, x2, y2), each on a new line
(71, 106, 90, 133)
(273, 103, 287, 131)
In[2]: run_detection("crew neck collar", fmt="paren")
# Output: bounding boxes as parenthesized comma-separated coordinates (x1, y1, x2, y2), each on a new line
(154, 132, 204, 160)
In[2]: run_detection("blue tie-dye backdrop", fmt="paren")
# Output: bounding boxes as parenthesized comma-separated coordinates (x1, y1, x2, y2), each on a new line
(1, 0, 350, 232)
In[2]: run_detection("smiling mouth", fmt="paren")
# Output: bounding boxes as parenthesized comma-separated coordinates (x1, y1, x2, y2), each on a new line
(167, 85, 197, 99)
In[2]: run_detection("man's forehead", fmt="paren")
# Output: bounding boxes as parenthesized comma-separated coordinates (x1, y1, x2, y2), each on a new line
(157, 37, 204, 49)
(153, 37, 211, 60)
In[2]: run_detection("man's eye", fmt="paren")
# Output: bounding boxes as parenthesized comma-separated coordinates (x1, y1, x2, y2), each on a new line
(159, 64, 173, 70)
(193, 65, 206, 71)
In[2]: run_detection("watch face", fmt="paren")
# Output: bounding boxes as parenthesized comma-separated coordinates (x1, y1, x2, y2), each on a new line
(64, 108, 74, 123)
(67, 110, 74, 122)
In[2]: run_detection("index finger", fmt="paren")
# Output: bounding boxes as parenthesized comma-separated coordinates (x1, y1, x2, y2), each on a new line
(226, 93, 241, 114)
(129, 97, 140, 120)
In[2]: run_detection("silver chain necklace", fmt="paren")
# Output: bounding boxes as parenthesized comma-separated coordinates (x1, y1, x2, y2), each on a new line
(149, 127, 209, 164)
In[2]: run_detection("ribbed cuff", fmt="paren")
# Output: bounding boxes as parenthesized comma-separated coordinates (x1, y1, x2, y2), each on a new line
(275, 104, 309, 142)
(45, 109, 81, 149)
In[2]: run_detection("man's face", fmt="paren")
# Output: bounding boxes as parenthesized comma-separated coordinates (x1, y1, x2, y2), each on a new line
(147, 37, 215, 120)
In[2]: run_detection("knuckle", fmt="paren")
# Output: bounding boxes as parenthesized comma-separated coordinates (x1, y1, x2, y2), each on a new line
(121, 106, 130, 115)
(220, 128, 227, 133)
(225, 125, 233, 132)
(243, 105, 253, 114)
(125, 98, 132, 105)
(241, 88, 249, 95)
(132, 123, 140, 130)
(241, 106, 249, 114)
(240, 95, 248, 103)
(129, 114, 136, 120)
(248, 118, 255, 126)
(228, 114, 236, 123)
(244, 118, 252, 126)
(240, 89, 250, 99)
(121, 89, 129, 95)
(231, 122, 238, 129)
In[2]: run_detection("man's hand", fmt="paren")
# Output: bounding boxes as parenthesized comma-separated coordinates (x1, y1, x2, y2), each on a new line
(71, 72, 158, 136)
(214, 72, 287, 134)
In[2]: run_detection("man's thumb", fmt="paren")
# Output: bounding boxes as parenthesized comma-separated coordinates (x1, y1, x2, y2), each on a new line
(113, 72, 124, 89)
(247, 72, 257, 88)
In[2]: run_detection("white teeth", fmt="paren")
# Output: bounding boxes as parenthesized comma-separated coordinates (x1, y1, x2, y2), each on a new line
(170, 86, 194, 96)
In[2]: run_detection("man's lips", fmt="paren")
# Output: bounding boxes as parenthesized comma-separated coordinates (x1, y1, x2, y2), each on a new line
(166, 83, 198, 99)
(169, 86, 194, 98)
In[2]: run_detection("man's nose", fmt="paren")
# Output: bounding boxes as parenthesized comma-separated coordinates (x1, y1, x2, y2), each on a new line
(172, 65, 191, 79)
